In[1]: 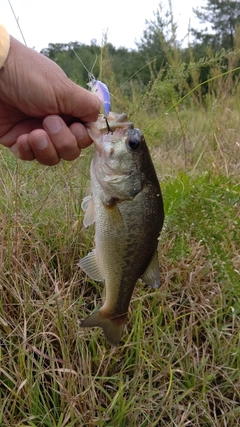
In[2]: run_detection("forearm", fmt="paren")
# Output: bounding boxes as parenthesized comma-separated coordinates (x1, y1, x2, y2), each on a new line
(0, 25, 10, 69)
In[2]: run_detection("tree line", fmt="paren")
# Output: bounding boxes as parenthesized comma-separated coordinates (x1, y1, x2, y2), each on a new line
(41, 0, 240, 96)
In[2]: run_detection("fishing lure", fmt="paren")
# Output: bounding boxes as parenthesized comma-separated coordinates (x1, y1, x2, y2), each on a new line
(87, 73, 112, 133)
(87, 73, 111, 116)
(72, 51, 112, 132)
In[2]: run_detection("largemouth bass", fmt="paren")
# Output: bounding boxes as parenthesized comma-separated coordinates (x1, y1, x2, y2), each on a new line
(79, 112, 164, 346)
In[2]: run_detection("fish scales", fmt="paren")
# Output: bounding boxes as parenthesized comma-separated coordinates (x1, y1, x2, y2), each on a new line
(79, 112, 164, 346)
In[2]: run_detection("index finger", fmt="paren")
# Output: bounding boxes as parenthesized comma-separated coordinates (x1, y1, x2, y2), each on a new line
(57, 81, 100, 122)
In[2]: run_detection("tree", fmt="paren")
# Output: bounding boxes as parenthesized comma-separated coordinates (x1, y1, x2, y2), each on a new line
(192, 0, 240, 50)
(136, 1, 179, 83)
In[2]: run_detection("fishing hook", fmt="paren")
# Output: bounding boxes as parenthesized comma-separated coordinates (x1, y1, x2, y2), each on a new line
(104, 116, 113, 134)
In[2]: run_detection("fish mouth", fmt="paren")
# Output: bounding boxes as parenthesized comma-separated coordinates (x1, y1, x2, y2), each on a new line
(94, 115, 132, 142)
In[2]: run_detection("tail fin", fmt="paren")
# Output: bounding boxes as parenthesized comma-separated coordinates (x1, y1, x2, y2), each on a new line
(80, 309, 127, 346)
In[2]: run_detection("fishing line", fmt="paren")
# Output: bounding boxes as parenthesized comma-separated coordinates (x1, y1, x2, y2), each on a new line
(8, 0, 27, 46)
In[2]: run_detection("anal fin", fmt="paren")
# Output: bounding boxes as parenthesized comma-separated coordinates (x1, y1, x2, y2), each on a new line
(141, 250, 161, 289)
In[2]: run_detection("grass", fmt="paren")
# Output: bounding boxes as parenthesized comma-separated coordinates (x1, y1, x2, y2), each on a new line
(1, 88, 240, 425)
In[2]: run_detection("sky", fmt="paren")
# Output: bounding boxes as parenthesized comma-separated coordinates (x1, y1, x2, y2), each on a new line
(2, 0, 204, 52)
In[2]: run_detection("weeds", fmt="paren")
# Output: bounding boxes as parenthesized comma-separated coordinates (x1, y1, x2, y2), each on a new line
(1, 128, 239, 426)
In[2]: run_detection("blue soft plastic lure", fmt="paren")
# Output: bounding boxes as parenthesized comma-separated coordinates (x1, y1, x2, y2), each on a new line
(87, 73, 111, 116)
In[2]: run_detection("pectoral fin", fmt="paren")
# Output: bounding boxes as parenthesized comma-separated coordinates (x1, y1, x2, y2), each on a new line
(81, 195, 95, 227)
(79, 249, 104, 282)
(141, 251, 161, 289)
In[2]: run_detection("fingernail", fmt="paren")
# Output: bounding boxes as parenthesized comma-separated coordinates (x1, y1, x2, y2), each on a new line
(20, 139, 31, 152)
(33, 135, 48, 150)
(44, 116, 62, 133)
(9, 144, 19, 157)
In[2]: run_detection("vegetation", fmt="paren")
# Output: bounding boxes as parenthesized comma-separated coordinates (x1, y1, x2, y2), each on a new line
(1, 0, 240, 426)
(192, 0, 240, 49)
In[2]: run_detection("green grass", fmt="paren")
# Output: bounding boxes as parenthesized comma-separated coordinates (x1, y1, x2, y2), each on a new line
(1, 96, 240, 426)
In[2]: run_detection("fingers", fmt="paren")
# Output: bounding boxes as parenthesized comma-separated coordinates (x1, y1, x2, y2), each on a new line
(57, 80, 100, 122)
(11, 135, 35, 161)
(10, 116, 93, 165)
(44, 116, 92, 153)
(43, 116, 80, 161)
(13, 131, 60, 166)
(1, 118, 45, 147)
(69, 122, 93, 149)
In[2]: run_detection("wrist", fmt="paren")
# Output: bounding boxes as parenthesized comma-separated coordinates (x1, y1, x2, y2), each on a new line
(0, 25, 10, 69)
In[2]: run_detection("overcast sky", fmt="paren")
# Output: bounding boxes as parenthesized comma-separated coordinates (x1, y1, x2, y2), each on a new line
(2, 0, 204, 51)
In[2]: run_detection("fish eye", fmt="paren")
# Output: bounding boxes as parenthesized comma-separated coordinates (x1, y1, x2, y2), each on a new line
(127, 137, 141, 150)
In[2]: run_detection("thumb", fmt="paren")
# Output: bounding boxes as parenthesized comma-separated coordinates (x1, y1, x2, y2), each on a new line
(57, 78, 100, 122)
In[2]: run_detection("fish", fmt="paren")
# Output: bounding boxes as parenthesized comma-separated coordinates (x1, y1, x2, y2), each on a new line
(79, 112, 164, 346)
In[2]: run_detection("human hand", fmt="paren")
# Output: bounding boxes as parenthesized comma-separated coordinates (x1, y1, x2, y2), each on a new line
(0, 36, 100, 165)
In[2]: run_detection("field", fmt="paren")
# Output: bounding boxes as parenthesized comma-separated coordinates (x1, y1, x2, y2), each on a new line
(1, 69, 240, 426)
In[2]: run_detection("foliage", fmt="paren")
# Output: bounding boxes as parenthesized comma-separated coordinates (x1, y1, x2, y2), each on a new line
(41, 41, 102, 88)
(40, 1, 240, 104)
(192, 0, 240, 50)
(41, 40, 146, 90)
(135, 1, 179, 82)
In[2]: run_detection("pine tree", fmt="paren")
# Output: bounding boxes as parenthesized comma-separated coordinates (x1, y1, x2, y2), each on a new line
(192, 0, 240, 49)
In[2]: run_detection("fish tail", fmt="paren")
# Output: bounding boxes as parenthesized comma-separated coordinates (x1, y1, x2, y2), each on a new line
(80, 309, 127, 346)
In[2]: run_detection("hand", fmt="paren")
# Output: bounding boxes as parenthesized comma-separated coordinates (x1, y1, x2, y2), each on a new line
(0, 36, 100, 165)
